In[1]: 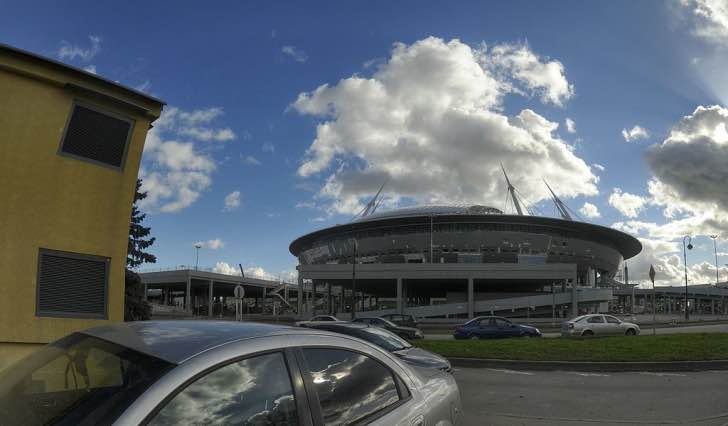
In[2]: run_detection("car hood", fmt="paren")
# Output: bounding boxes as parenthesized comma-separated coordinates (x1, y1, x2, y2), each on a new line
(518, 325, 540, 332)
(393, 347, 451, 372)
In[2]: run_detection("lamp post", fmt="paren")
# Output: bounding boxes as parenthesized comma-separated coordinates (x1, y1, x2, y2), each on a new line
(194, 243, 202, 270)
(710, 235, 719, 286)
(683, 236, 693, 320)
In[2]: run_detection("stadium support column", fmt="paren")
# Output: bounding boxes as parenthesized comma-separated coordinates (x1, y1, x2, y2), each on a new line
(396, 278, 403, 314)
(208, 280, 214, 318)
(185, 274, 192, 313)
(297, 276, 304, 317)
(468, 278, 474, 319)
(571, 279, 578, 318)
(143, 282, 148, 302)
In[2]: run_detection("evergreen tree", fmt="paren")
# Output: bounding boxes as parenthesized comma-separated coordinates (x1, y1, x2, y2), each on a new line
(127, 179, 157, 268)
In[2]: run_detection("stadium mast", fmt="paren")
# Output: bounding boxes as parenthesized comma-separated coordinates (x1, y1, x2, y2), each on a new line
(352, 179, 388, 221)
(501, 163, 524, 216)
(543, 179, 579, 221)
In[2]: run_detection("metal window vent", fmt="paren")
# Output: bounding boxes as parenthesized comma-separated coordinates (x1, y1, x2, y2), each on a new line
(60, 104, 132, 168)
(37, 250, 108, 318)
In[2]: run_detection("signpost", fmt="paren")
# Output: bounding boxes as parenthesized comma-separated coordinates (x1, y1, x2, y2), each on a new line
(649, 265, 656, 336)
(234, 284, 245, 321)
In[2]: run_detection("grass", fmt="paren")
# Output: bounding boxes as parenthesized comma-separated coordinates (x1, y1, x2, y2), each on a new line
(414, 333, 728, 362)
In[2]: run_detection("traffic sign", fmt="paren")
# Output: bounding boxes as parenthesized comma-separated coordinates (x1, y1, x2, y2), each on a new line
(649, 265, 656, 284)
(234, 285, 245, 299)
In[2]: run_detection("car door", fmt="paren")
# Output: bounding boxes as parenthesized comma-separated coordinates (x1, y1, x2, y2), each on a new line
(494, 318, 519, 337)
(604, 315, 623, 335)
(586, 315, 606, 335)
(146, 350, 308, 425)
(476, 318, 497, 338)
(297, 347, 417, 426)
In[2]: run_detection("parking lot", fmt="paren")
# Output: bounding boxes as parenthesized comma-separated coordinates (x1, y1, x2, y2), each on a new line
(454, 367, 728, 425)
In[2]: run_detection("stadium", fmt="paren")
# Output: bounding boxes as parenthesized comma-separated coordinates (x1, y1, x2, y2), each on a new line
(290, 172, 643, 320)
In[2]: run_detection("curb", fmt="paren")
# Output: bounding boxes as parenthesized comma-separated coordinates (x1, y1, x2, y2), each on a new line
(447, 357, 728, 372)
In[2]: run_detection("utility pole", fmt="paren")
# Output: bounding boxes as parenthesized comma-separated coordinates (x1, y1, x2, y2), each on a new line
(683, 236, 693, 320)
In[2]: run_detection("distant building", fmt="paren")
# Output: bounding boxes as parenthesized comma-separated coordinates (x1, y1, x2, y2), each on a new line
(0, 44, 164, 369)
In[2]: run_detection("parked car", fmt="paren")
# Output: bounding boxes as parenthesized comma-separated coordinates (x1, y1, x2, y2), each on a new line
(453, 316, 542, 339)
(294, 314, 341, 327)
(0, 321, 461, 426)
(561, 314, 640, 337)
(352, 317, 424, 339)
(381, 313, 419, 328)
(305, 322, 451, 372)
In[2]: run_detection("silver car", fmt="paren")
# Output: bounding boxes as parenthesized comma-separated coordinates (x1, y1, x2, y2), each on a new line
(561, 314, 641, 337)
(0, 321, 461, 426)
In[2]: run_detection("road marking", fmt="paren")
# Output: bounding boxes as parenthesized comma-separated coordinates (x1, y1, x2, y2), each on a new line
(638, 372, 686, 377)
(570, 372, 610, 377)
(486, 368, 534, 375)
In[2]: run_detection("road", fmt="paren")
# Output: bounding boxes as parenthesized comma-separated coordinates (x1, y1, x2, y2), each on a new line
(454, 367, 728, 425)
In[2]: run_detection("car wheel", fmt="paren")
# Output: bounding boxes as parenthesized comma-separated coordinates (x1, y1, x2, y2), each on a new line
(582, 330, 594, 337)
(625, 328, 636, 336)
(469, 334, 479, 340)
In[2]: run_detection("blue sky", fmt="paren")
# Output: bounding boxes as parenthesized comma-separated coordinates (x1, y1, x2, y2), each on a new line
(4, 1, 728, 286)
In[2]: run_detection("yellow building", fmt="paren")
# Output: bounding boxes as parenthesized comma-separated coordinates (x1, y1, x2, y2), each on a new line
(0, 44, 164, 370)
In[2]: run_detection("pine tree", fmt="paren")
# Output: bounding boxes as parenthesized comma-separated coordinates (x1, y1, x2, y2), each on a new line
(127, 179, 157, 268)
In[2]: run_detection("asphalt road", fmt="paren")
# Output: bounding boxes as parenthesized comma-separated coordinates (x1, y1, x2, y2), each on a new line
(453, 367, 728, 425)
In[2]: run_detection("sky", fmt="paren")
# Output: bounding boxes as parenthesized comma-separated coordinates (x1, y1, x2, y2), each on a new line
(4, 0, 728, 287)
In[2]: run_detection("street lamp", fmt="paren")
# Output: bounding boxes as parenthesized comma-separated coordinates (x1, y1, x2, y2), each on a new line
(710, 235, 719, 286)
(194, 243, 202, 270)
(683, 235, 693, 320)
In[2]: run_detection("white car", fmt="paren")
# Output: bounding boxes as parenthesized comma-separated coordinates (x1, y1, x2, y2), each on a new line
(295, 314, 342, 327)
(561, 314, 640, 337)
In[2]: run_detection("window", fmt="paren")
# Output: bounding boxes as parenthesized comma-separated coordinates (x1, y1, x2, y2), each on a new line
(605, 316, 621, 324)
(302, 348, 401, 425)
(36, 249, 108, 318)
(494, 318, 511, 327)
(59, 103, 134, 169)
(149, 352, 298, 426)
(587, 316, 604, 323)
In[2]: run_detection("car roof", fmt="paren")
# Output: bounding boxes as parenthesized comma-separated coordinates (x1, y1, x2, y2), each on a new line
(80, 320, 316, 364)
(308, 322, 370, 330)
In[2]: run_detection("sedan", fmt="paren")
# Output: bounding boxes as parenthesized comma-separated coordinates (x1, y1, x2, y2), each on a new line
(381, 314, 419, 328)
(0, 321, 461, 426)
(561, 314, 640, 337)
(453, 316, 542, 339)
(305, 322, 451, 373)
(294, 314, 341, 327)
(352, 317, 424, 339)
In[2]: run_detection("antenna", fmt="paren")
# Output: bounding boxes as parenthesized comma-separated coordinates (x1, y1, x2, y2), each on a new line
(501, 163, 524, 216)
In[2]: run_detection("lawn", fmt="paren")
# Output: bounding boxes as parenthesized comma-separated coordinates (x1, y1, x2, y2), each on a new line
(415, 333, 728, 362)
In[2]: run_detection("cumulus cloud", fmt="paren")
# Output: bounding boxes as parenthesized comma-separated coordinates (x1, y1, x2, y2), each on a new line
(223, 191, 241, 212)
(281, 45, 308, 63)
(621, 125, 650, 142)
(579, 202, 601, 218)
(262, 142, 275, 153)
(292, 37, 595, 216)
(565, 118, 576, 133)
(139, 106, 232, 213)
(592, 163, 606, 172)
(58, 35, 101, 61)
(678, 0, 728, 45)
(195, 239, 224, 250)
(212, 262, 298, 282)
(178, 127, 236, 142)
(608, 188, 648, 218)
(242, 155, 261, 166)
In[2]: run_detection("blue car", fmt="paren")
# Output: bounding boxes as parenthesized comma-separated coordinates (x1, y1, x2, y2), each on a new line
(453, 316, 542, 339)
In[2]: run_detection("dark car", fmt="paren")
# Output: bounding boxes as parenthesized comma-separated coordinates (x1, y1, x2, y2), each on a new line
(352, 317, 424, 339)
(453, 316, 541, 339)
(381, 313, 419, 328)
(305, 322, 451, 373)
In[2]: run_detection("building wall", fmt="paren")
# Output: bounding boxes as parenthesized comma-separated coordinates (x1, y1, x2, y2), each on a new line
(0, 47, 162, 367)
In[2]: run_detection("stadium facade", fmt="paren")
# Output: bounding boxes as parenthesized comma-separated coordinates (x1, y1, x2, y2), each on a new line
(290, 178, 642, 320)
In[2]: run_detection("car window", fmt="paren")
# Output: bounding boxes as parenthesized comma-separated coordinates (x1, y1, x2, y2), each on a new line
(149, 352, 298, 426)
(587, 316, 604, 323)
(605, 316, 621, 324)
(302, 348, 401, 425)
(494, 318, 511, 327)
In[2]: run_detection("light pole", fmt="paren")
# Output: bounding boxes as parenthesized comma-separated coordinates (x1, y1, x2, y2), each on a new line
(710, 235, 719, 286)
(683, 236, 693, 320)
(194, 243, 202, 270)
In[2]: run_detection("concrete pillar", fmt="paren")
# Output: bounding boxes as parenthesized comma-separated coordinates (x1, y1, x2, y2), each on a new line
(327, 283, 333, 315)
(185, 276, 192, 312)
(208, 280, 214, 318)
(143, 282, 148, 302)
(712, 299, 716, 315)
(468, 278, 474, 319)
(396, 278, 403, 314)
(297, 276, 303, 316)
(571, 280, 578, 318)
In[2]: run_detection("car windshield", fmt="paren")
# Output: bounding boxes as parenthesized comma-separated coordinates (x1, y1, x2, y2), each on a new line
(0, 333, 173, 426)
(330, 326, 412, 352)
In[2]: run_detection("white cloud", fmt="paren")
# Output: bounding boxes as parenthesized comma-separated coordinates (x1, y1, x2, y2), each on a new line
(608, 188, 648, 218)
(223, 190, 241, 212)
(679, 0, 728, 45)
(139, 106, 232, 213)
(242, 155, 261, 166)
(621, 125, 650, 142)
(579, 202, 601, 218)
(292, 37, 594, 216)
(295, 201, 316, 209)
(135, 80, 152, 93)
(58, 35, 101, 61)
(212, 262, 298, 282)
(565, 118, 576, 133)
(592, 163, 606, 172)
(83, 64, 97, 74)
(262, 142, 275, 153)
(194, 239, 225, 250)
(178, 127, 236, 142)
(281, 45, 308, 63)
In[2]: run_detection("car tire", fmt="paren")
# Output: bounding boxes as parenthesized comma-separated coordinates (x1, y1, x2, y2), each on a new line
(582, 330, 594, 337)
(469, 334, 479, 340)
(625, 328, 636, 336)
